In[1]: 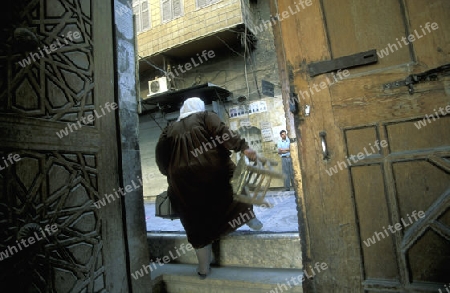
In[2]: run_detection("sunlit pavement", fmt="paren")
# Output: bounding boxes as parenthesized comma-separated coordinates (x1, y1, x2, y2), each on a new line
(144, 189, 299, 233)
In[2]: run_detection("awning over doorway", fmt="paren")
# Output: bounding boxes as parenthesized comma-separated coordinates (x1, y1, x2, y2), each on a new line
(141, 83, 231, 113)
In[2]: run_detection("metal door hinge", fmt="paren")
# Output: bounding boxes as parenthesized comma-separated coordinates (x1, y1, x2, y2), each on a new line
(383, 63, 450, 94)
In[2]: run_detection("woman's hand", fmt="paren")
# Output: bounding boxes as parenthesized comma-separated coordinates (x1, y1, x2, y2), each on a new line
(243, 148, 257, 161)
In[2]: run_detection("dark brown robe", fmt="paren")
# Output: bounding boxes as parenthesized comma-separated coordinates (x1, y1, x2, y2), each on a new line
(155, 111, 255, 248)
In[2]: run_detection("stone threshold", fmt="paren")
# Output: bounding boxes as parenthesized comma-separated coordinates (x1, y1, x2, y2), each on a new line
(151, 264, 304, 293)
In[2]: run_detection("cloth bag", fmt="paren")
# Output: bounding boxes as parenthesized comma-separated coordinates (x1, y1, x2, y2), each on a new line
(155, 190, 180, 220)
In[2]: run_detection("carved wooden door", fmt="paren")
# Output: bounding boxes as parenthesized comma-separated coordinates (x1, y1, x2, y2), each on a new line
(273, 0, 450, 292)
(0, 0, 130, 291)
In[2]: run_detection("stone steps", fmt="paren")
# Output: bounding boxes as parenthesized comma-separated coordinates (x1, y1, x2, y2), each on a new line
(151, 264, 304, 293)
(146, 210, 303, 292)
(147, 232, 302, 269)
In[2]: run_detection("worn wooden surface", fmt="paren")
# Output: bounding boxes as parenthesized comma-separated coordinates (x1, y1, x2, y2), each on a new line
(0, 0, 131, 291)
(272, 0, 450, 292)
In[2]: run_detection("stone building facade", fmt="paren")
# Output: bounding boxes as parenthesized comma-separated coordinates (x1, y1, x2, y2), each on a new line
(135, 0, 288, 200)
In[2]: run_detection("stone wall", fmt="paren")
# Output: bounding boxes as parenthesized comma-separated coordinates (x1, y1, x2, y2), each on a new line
(115, 0, 153, 290)
(137, 0, 244, 57)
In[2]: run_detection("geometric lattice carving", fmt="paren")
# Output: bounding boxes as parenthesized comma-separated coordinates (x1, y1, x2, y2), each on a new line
(394, 160, 450, 231)
(0, 150, 103, 292)
(347, 120, 450, 290)
(0, 0, 94, 123)
(408, 228, 450, 283)
(439, 208, 450, 227)
(0, 0, 126, 291)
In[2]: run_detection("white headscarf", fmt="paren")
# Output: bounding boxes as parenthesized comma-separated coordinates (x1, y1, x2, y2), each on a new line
(177, 97, 205, 121)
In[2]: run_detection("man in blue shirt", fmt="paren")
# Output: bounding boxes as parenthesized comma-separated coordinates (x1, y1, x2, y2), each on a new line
(277, 130, 295, 191)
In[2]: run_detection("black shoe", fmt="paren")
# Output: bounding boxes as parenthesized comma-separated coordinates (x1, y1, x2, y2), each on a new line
(197, 268, 211, 280)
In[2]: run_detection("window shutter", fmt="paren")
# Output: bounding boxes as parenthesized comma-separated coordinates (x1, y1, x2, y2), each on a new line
(141, 1, 150, 30)
(197, 0, 207, 8)
(162, 0, 171, 22)
(133, 3, 141, 32)
(172, 0, 182, 18)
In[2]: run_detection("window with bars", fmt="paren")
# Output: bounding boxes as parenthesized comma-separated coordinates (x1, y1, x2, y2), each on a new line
(161, 0, 183, 23)
(133, 0, 151, 33)
(196, 0, 220, 9)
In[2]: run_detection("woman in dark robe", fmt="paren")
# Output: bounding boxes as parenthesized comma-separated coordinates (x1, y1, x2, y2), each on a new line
(155, 97, 262, 278)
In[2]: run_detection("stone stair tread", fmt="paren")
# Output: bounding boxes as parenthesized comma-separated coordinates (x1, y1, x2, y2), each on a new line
(148, 231, 300, 237)
(152, 264, 304, 293)
(148, 232, 302, 269)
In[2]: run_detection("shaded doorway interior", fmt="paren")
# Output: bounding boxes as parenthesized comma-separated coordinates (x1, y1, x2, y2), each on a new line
(138, 85, 301, 234)
(136, 85, 303, 291)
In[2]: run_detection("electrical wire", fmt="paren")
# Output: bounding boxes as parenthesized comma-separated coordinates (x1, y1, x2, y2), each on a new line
(215, 35, 245, 57)
(148, 111, 164, 131)
(138, 55, 167, 75)
(248, 46, 262, 99)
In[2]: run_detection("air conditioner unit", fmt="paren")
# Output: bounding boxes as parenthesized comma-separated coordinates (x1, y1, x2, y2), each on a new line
(147, 77, 168, 97)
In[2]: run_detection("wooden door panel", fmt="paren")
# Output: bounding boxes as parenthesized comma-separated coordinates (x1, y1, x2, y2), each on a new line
(386, 118, 450, 152)
(1, 148, 105, 292)
(405, 0, 450, 67)
(0, 0, 128, 291)
(272, 0, 450, 291)
(408, 226, 450, 283)
(322, 0, 411, 71)
(337, 113, 449, 290)
(351, 165, 399, 280)
(331, 82, 450, 127)
(346, 120, 450, 289)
